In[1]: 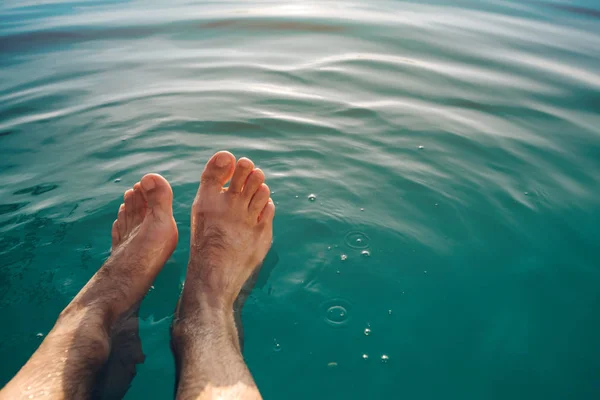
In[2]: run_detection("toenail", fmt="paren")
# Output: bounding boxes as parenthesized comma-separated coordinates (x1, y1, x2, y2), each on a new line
(238, 158, 252, 168)
(215, 153, 231, 168)
(141, 176, 155, 191)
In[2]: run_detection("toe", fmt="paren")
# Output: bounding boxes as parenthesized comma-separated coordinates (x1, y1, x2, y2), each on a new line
(131, 186, 146, 226)
(200, 151, 236, 190)
(117, 203, 127, 237)
(111, 220, 120, 248)
(243, 168, 265, 201)
(124, 189, 134, 230)
(249, 183, 270, 216)
(259, 199, 275, 224)
(140, 173, 173, 215)
(228, 157, 254, 195)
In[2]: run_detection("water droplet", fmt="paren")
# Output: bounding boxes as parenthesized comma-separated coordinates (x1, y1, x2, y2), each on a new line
(418, 145, 424, 149)
(114, 178, 121, 183)
(388, 309, 392, 315)
(361, 250, 370, 257)
(344, 231, 370, 249)
(326, 306, 348, 324)
(362, 354, 369, 360)
(340, 254, 347, 261)
(36, 333, 43, 338)
(321, 298, 352, 327)
(328, 362, 338, 368)
(308, 194, 317, 201)
(381, 354, 389, 363)
(364, 328, 371, 336)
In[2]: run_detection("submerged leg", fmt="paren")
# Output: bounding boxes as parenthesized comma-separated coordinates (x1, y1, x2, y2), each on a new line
(1, 174, 178, 399)
(171, 152, 274, 400)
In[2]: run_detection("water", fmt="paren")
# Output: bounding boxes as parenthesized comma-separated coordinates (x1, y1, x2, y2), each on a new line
(1, 0, 600, 398)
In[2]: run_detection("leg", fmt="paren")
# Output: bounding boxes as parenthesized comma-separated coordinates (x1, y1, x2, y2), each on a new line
(171, 152, 275, 400)
(91, 302, 144, 400)
(1, 174, 178, 399)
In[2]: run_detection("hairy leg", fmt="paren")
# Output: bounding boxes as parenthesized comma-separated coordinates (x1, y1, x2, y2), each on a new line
(1, 174, 178, 400)
(172, 152, 274, 400)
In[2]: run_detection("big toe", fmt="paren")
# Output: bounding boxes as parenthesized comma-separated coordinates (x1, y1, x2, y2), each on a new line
(140, 173, 173, 215)
(201, 151, 236, 191)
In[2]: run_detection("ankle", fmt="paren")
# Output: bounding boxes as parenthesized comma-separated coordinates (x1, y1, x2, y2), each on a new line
(185, 258, 242, 307)
(171, 294, 238, 354)
(54, 303, 112, 365)
(177, 284, 232, 319)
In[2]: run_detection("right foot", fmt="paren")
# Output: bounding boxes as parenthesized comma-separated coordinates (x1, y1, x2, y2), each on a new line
(183, 151, 275, 308)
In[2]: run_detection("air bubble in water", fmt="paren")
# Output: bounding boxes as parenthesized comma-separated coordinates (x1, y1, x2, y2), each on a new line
(321, 298, 352, 327)
(418, 145, 424, 149)
(36, 333, 43, 338)
(273, 340, 281, 352)
(364, 328, 371, 336)
(344, 231, 370, 249)
(360, 208, 364, 211)
(362, 354, 369, 360)
(388, 309, 392, 315)
(327, 306, 348, 324)
(361, 250, 370, 257)
(328, 362, 338, 368)
(340, 254, 347, 261)
(114, 178, 121, 183)
(381, 354, 389, 363)
(308, 194, 317, 201)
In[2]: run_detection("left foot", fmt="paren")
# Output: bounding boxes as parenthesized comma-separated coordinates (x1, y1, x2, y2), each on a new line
(0, 175, 179, 399)
(68, 174, 178, 323)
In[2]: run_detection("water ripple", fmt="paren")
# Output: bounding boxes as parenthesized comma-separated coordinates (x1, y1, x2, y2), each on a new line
(1, 0, 600, 396)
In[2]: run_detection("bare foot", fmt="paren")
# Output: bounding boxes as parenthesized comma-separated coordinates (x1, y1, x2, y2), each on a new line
(0, 175, 179, 399)
(70, 173, 178, 322)
(171, 152, 273, 400)
(185, 151, 274, 308)
(90, 175, 178, 398)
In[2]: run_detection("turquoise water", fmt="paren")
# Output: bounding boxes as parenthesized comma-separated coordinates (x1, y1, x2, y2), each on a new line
(1, 0, 600, 398)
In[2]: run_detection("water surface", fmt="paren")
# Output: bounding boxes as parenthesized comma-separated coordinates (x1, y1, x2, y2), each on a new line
(1, 0, 600, 398)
